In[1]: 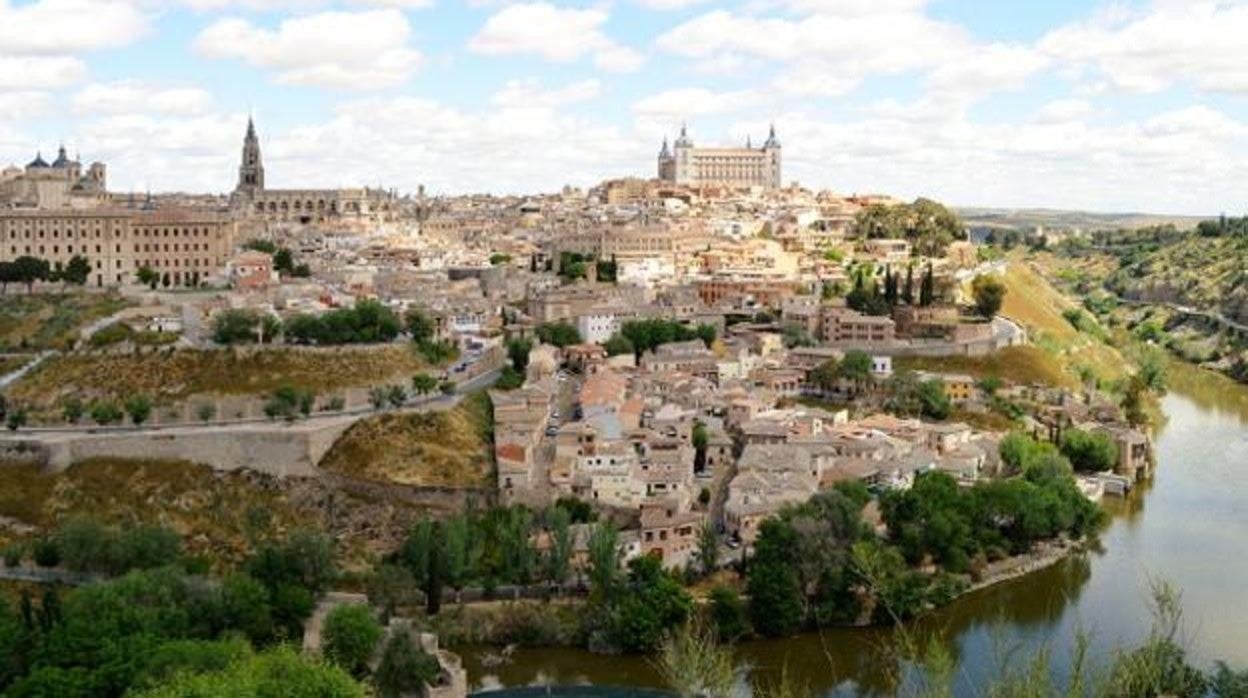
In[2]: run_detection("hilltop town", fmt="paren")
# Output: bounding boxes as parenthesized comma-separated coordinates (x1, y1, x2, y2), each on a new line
(0, 121, 1168, 696)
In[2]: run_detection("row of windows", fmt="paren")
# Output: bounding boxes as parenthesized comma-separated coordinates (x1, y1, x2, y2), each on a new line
(134, 243, 212, 253)
(8, 245, 217, 263)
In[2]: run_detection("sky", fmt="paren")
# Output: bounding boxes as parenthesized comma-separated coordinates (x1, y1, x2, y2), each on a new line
(1, 0, 1246, 214)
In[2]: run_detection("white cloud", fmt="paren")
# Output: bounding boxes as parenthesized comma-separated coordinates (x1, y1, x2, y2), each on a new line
(1040, 1, 1248, 94)
(0, 56, 86, 89)
(469, 3, 644, 72)
(632, 88, 762, 119)
(491, 78, 602, 108)
(634, 0, 708, 10)
(177, 0, 432, 9)
(194, 9, 421, 89)
(0, 92, 54, 121)
(74, 81, 214, 116)
(0, 0, 149, 54)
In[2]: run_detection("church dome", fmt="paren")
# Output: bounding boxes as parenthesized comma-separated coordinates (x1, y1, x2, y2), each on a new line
(51, 146, 74, 168)
(27, 152, 49, 169)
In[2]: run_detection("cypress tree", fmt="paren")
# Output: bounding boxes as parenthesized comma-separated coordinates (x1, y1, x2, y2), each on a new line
(920, 263, 935, 307)
(903, 264, 915, 305)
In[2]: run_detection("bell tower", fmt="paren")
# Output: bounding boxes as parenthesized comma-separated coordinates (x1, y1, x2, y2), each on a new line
(236, 116, 264, 197)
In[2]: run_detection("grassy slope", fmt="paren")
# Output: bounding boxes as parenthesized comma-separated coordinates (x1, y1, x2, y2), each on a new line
(319, 392, 494, 489)
(0, 457, 443, 569)
(7, 345, 428, 409)
(998, 260, 1129, 384)
(896, 345, 1075, 388)
(0, 292, 131, 351)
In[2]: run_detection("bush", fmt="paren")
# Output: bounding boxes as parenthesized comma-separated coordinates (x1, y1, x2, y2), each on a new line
(90, 401, 124, 426)
(321, 604, 383, 675)
(89, 322, 134, 347)
(2, 543, 23, 567)
(31, 538, 60, 568)
(283, 299, 402, 346)
(1060, 428, 1119, 472)
(374, 632, 442, 698)
(125, 394, 153, 425)
(708, 585, 749, 642)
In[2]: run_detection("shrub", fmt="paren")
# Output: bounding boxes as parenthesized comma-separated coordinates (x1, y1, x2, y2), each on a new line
(2, 543, 23, 567)
(374, 632, 441, 698)
(89, 322, 134, 347)
(90, 401, 124, 425)
(31, 538, 60, 568)
(321, 604, 383, 675)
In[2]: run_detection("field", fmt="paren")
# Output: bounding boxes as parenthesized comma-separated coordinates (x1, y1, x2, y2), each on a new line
(319, 392, 494, 489)
(0, 457, 443, 569)
(6, 344, 430, 409)
(0, 292, 131, 351)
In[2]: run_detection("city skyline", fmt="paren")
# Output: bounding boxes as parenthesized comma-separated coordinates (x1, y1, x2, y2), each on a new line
(0, 0, 1246, 214)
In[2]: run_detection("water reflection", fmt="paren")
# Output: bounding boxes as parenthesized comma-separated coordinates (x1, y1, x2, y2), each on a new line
(460, 365, 1248, 695)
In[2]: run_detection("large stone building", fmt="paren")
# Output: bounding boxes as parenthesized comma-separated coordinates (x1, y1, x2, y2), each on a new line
(657, 124, 782, 190)
(0, 207, 237, 288)
(1, 146, 109, 210)
(231, 118, 396, 224)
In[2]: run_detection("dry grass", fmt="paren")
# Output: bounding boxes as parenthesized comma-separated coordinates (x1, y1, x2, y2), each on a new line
(0, 354, 33, 375)
(991, 259, 1130, 384)
(7, 344, 428, 408)
(896, 345, 1076, 388)
(0, 456, 444, 570)
(319, 392, 494, 489)
(0, 458, 312, 560)
(0, 292, 131, 351)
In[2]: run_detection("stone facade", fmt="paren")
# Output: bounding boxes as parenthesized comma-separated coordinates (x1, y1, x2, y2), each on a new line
(0, 207, 237, 287)
(657, 123, 782, 190)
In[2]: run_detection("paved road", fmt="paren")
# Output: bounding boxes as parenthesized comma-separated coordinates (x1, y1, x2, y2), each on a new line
(1, 365, 501, 439)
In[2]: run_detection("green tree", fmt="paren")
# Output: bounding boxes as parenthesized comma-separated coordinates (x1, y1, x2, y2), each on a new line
(1059, 428, 1119, 472)
(839, 350, 874, 396)
(692, 422, 709, 473)
(602, 334, 634, 356)
(135, 266, 159, 289)
(321, 604, 382, 676)
(90, 401, 123, 426)
(12, 256, 50, 293)
(129, 646, 365, 698)
(366, 564, 419, 625)
(605, 556, 693, 653)
(708, 585, 750, 643)
(587, 522, 621, 602)
(411, 373, 438, 397)
(695, 521, 718, 578)
(58, 255, 92, 289)
(404, 308, 435, 344)
(543, 507, 573, 585)
(124, 394, 153, 425)
(506, 337, 533, 374)
(374, 632, 441, 698)
(971, 274, 1007, 319)
(747, 519, 804, 637)
(536, 322, 582, 348)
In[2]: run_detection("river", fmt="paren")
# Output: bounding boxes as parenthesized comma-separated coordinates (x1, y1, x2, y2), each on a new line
(460, 362, 1248, 695)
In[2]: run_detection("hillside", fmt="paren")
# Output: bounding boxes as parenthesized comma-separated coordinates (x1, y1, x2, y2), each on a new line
(0, 292, 131, 351)
(6, 344, 430, 411)
(0, 457, 454, 569)
(319, 392, 494, 489)
(1107, 234, 1248, 324)
(994, 260, 1130, 385)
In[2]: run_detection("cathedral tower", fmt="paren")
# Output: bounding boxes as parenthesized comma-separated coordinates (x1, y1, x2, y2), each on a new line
(236, 117, 264, 196)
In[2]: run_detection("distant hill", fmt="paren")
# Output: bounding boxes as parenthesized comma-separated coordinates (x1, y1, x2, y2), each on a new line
(955, 207, 1208, 233)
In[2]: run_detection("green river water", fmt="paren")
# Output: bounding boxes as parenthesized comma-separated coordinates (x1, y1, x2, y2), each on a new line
(461, 362, 1248, 695)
